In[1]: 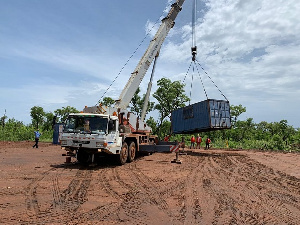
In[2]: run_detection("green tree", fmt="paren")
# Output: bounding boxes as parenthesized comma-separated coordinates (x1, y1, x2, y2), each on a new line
(255, 121, 271, 140)
(152, 78, 189, 138)
(146, 116, 157, 135)
(100, 97, 115, 107)
(292, 129, 300, 149)
(1, 112, 7, 128)
(0, 118, 32, 141)
(230, 104, 246, 125)
(54, 106, 79, 123)
(239, 118, 255, 140)
(269, 120, 295, 146)
(130, 87, 154, 118)
(43, 112, 55, 131)
(30, 106, 45, 129)
(159, 120, 172, 139)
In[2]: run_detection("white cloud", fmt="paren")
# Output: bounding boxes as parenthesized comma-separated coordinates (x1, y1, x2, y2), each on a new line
(7, 44, 112, 80)
(145, 20, 160, 37)
(1, 0, 300, 127)
(164, 0, 174, 14)
(151, 0, 300, 126)
(145, 0, 180, 38)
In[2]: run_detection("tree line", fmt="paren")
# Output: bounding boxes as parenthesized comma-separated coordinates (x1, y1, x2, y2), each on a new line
(1, 77, 300, 151)
(0, 106, 78, 142)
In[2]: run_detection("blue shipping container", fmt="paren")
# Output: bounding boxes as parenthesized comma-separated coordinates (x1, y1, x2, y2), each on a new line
(53, 123, 64, 145)
(171, 99, 231, 134)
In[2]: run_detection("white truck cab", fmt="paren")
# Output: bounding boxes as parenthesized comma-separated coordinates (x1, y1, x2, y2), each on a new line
(60, 113, 123, 162)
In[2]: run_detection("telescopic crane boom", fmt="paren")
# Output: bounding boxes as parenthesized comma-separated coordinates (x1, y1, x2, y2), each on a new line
(60, 1, 187, 166)
(115, 0, 186, 110)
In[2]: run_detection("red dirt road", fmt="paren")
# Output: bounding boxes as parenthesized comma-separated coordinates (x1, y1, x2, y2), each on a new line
(1, 141, 300, 224)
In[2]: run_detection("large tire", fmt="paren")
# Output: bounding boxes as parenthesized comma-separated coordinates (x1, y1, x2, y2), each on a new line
(128, 141, 136, 163)
(77, 150, 90, 164)
(118, 142, 128, 165)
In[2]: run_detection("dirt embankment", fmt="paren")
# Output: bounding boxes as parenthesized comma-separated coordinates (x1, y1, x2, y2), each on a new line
(1, 141, 300, 224)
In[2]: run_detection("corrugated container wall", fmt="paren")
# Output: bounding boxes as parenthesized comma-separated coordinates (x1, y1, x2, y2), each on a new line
(53, 123, 64, 144)
(171, 99, 231, 134)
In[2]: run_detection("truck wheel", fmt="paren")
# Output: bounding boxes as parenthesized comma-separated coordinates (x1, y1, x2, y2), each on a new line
(128, 141, 136, 162)
(119, 142, 128, 165)
(77, 150, 90, 164)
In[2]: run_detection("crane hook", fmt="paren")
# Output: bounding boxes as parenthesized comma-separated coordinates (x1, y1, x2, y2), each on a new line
(191, 46, 197, 61)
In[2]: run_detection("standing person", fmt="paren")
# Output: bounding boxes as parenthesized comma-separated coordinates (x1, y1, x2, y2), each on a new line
(196, 134, 202, 149)
(190, 135, 195, 149)
(33, 129, 41, 148)
(181, 136, 185, 150)
(205, 137, 211, 150)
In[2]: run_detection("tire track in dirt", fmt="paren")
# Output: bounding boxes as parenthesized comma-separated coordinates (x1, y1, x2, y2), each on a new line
(51, 174, 62, 208)
(70, 201, 121, 224)
(226, 156, 278, 224)
(175, 152, 271, 224)
(129, 163, 169, 208)
(24, 167, 57, 219)
(74, 161, 185, 224)
(109, 163, 172, 224)
(69, 166, 132, 224)
(70, 163, 159, 224)
(23, 166, 94, 224)
(231, 155, 300, 224)
(177, 154, 203, 225)
(207, 154, 277, 224)
(16, 150, 300, 224)
(53, 168, 94, 224)
(203, 152, 300, 224)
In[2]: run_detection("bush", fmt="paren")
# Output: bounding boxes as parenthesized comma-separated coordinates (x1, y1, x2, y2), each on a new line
(0, 118, 53, 142)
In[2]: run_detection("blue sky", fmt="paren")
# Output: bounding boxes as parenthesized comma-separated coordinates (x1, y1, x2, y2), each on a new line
(1, 0, 300, 128)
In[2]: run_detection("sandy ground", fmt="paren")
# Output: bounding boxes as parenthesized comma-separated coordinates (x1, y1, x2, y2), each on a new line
(0, 141, 300, 224)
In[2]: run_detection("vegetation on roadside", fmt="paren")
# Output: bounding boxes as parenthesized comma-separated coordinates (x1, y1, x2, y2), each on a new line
(0, 106, 79, 142)
(1, 78, 299, 151)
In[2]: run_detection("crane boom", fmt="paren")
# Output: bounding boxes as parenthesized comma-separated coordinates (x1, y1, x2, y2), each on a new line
(116, 0, 186, 110)
(60, 1, 188, 166)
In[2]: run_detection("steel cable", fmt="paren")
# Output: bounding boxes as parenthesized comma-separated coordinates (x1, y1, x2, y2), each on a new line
(194, 61, 208, 100)
(189, 64, 195, 105)
(96, 2, 173, 105)
(195, 59, 228, 101)
(183, 61, 193, 83)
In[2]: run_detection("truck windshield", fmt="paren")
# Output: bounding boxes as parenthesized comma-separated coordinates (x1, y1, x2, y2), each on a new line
(64, 116, 108, 134)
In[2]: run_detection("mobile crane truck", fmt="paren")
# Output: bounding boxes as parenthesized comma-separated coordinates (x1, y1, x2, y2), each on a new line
(60, 0, 186, 165)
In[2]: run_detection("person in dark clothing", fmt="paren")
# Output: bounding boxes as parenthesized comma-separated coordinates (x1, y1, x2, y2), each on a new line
(32, 129, 41, 148)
